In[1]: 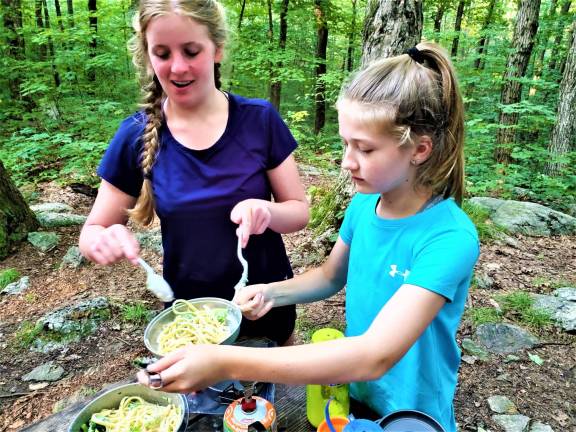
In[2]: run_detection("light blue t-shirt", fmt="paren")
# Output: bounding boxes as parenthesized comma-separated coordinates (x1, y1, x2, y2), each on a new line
(339, 193, 480, 432)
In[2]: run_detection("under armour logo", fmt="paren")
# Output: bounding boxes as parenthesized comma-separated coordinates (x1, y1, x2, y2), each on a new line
(389, 264, 410, 280)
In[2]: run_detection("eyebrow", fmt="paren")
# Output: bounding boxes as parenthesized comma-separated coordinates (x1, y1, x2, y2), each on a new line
(151, 41, 202, 50)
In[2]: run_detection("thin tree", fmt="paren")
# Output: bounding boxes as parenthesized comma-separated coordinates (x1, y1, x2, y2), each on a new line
(35, 0, 47, 59)
(2, 0, 26, 102)
(227, 0, 246, 92)
(0, 160, 39, 259)
(313, 0, 328, 134)
(270, 0, 290, 110)
(546, 22, 576, 176)
(451, 0, 466, 58)
(66, 0, 74, 28)
(345, 0, 358, 72)
(43, 0, 61, 87)
(361, 0, 423, 67)
(549, 0, 572, 71)
(474, 0, 496, 69)
(87, 0, 97, 82)
(433, 0, 447, 43)
(495, 0, 541, 164)
(54, 0, 65, 32)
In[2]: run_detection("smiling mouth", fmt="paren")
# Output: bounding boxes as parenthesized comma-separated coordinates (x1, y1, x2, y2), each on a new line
(171, 80, 193, 88)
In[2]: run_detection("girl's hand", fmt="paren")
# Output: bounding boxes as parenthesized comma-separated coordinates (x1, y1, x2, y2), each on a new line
(136, 344, 223, 393)
(230, 199, 272, 248)
(233, 284, 275, 320)
(88, 224, 140, 265)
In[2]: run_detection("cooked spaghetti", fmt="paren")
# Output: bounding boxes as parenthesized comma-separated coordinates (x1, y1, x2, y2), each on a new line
(157, 299, 229, 355)
(82, 395, 181, 432)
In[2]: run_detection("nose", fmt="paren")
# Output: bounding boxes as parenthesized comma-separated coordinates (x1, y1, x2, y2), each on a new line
(170, 53, 188, 75)
(341, 146, 358, 172)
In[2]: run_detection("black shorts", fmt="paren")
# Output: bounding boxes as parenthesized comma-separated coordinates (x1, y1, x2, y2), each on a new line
(238, 304, 296, 346)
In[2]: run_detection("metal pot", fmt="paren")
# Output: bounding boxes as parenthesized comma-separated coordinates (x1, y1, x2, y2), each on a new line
(67, 383, 188, 432)
(144, 297, 242, 358)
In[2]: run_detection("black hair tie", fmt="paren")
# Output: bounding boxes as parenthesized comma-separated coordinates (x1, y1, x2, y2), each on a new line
(405, 46, 425, 64)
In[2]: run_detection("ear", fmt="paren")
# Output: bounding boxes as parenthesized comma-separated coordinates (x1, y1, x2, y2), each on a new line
(411, 135, 433, 165)
(215, 46, 224, 63)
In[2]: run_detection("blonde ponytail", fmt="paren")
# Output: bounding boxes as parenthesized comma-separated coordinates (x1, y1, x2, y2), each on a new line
(337, 41, 466, 205)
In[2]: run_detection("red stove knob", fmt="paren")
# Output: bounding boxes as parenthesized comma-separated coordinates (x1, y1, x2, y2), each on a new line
(241, 396, 257, 412)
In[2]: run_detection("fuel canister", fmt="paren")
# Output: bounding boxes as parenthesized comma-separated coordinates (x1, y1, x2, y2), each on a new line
(223, 387, 277, 432)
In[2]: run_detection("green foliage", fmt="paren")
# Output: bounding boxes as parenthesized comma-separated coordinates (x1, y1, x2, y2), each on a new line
(467, 307, 502, 325)
(12, 321, 43, 349)
(461, 200, 503, 243)
(121, 302, 155, 325)
(0, 268, 20, 290)
(496, 291, 553, 328)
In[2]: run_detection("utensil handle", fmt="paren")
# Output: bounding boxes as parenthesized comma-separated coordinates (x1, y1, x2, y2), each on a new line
(137, 257, 153, 273)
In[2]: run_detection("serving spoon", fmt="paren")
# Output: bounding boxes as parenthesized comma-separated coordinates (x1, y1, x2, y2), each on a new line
(233, 236, 248, 292)
(137, 257, 175, 302)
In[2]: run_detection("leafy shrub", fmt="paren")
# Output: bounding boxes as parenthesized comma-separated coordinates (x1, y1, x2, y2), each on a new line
(0, 268, 20, 290)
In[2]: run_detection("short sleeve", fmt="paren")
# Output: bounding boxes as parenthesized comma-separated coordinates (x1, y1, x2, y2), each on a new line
(339, 193, 373, 246)
(407, 230, 479, 302)
(97, 114, 146, 198)
(266, 105, 298, 169)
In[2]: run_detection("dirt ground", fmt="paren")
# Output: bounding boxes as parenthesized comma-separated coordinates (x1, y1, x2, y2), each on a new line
(0, 173, 575, 431)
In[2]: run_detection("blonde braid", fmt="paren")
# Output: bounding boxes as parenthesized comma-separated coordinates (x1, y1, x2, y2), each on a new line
(128, 77, 164, 226)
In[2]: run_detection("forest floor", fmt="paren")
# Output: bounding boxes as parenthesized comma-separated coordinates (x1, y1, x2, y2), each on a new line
(0, 169, 575, 431)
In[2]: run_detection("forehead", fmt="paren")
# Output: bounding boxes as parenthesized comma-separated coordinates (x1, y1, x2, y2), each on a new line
(146, 13, 211, 45)
(338, 101, 386, 141)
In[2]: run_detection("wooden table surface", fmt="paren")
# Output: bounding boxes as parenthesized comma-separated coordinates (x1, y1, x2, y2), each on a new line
(22, 383, 316, 432)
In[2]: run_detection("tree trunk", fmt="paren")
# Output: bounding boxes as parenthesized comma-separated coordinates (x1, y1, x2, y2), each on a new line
(35, 0, 47, 60)
(433, 2, 446, 42)
(43, 0, 61, 87)
(451, 0, 466, 58)
(270, 0, 289, 110)
(546, 25, 576, 176)
(361, 0, 422, 66)
(66, 0, 74, 28)
(345, 0, 358, 72)
(54, 0, 65, 32)
(549, 0, 572, 71)
(0, 161, 39, 259)
(2, 0, 26, 101)
(495, 0, 541, 164)
(227, 0, 246, 93)
(559, 24, 575, 75)
(313, 0, 328, 134)
(474, 0, 496, 69)
(87, 0, 97, 82)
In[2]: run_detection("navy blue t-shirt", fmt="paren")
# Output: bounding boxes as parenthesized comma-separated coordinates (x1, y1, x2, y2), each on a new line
(98, 93, 297, 342)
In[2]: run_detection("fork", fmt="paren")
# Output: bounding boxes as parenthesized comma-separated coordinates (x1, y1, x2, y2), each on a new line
(137, 257, 175, 302)
(233, 236, 248, 292)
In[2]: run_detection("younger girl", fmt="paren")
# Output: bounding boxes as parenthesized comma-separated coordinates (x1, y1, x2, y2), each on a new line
(138, 42, 480, 432)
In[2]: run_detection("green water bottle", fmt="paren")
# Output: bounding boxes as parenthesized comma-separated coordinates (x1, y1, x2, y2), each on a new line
(306, 328, 350, 427)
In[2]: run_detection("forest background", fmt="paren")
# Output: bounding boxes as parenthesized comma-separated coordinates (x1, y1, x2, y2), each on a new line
(0, 0, 574, 216)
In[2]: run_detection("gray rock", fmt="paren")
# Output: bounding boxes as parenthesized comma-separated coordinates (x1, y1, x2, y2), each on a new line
(469, 197, 576, 236)
(461, 338, 490, 360)
(28, 232, 60, 252)
(492, 415, 530, 432)
(31, 203, 74, 214)
(487, 395, 517, 414)
(40, 297, 109, 335)
(61, 246, 86, 269)
(529, 421, 554, 432)
(36, 212, 86, 228)
(136, 229, 163, 255)
(461, 355, 477, 365)
(22, 361, 65, 382)
(1, 276, 30, 295)
(554, 287, 576, 301)
(532, 293, 576, 332)
(475, 273, 495, 290)
(476, 323, 539, 354)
